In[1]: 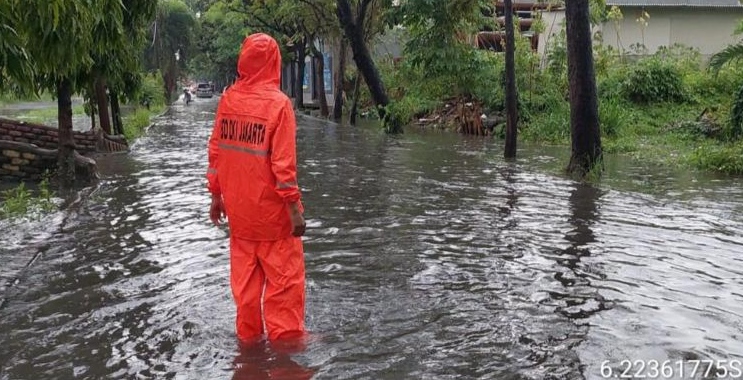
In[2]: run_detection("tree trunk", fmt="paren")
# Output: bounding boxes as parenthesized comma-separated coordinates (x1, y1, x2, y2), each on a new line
(90, 105, 96, 132)
(111, 92, 124, 136)
(164, 60, 177, 102)
(504, 0, 518, 158)
(565, 0, 602, 177)
(350, 73, 362, 125)
(57, 78, 76, 188)
(295, 42, 306, 110)
(333, 38, 347, 121)
(336, 0, 401, 133)
(290, 60, 297, 98)
(95, 76, 112, 135)
(315, 51, 329, 117)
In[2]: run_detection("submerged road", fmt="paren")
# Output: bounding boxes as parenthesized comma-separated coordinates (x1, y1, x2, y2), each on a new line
(1, 97, 743, 379)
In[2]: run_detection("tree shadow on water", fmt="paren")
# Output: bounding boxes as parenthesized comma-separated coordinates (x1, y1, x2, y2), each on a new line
(563, 183, 601, 264)
(553, 182, 611, 320)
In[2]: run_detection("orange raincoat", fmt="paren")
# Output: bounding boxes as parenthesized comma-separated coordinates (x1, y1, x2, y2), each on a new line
(207, 33, 305, 341)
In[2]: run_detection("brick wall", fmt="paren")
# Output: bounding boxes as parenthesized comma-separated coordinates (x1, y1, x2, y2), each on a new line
(0, 141, 59, 181)
(0, 118, 122, 182)
(0, 118, 98, 154)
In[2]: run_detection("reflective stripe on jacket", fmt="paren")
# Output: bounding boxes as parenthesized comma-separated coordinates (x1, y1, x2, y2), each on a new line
(207, 33, 303, 241)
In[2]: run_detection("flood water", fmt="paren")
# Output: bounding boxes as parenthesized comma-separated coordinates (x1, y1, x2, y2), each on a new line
(1, 98, 742, 380)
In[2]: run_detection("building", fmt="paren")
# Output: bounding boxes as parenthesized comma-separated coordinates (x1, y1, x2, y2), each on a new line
(475, 1, 566, 59)
(599, 0, 743, 58)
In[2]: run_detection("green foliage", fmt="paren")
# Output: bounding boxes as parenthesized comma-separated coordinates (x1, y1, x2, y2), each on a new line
(0, 2, 33, 92)
(19, 105, 86, 124)
(190, 1, 247, 82)
(123, 108, 157, 141)
(687, 141, 743, 174)
(0, 91, 54, 105)
(0, 176, 56, 219)
(599, 97, 626, 137)
(145, 0, 198, 100)
(399, 0, 492, 99)
(138, 72, 168, 107)
(729, 84, 743, 139)
(521, 96, 570, 143)
(589, 0, 608, 25)
(1, 182, 31, 217)
(545, 22, 568, 88)
(87, 0, 158, 105)
(622, 57, 686, 103)
(709, 43, 743, 75)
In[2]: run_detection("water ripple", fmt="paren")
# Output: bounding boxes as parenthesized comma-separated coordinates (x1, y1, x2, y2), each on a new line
(1, 102, 742, 379)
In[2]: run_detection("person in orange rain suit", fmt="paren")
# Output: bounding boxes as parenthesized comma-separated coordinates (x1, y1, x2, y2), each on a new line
(207, 33, 307, 343)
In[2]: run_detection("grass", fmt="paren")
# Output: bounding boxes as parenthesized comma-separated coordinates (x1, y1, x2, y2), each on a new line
(16, 104, 86, 123)
(0, 175, 56, 219)
(122, 105, 165, 141)
(9, 101, 165, 141)
(0, 91, 54, 106)
(372, 38, 743, 176)
(521, 96, 743, 175)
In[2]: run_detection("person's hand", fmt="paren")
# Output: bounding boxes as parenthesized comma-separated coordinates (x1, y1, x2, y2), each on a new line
(210, 194, 226, 226)
(288, 202, 306, 237)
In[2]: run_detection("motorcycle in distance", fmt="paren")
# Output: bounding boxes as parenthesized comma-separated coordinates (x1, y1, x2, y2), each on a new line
(183, 88, 192, 105)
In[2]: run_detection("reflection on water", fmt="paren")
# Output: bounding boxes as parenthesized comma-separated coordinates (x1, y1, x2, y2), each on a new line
(1, 98, 742, 379)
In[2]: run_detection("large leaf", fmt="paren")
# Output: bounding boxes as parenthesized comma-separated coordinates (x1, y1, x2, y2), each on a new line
(709, 43, 743, 75)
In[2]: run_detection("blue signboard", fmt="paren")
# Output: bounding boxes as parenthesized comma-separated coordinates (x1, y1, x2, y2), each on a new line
(301, 52, 333, 94)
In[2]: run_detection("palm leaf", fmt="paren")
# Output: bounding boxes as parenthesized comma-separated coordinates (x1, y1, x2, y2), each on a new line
(709, 43, 743, 75)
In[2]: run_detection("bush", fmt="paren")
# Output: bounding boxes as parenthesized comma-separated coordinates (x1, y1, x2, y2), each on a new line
(729, 84, 743, 139)
(139, 71, 167, 108)
(599, 98, 626, 137)
(597, 64, 628, 100)
(622, 57, 686, 103)
(0, 176, 56, 219)
(521, 100, 570, 143)
(688, 141, 743, 174)
(123, 108, 153, 141)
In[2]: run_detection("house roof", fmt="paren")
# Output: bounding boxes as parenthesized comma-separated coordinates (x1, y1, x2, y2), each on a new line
(606, 0, 743, 7)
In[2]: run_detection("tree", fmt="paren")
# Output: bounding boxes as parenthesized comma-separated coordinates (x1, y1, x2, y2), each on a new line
(235, 0, 307, 108)
(191, 1, 247, 90)
(337, 0, 402, 133)
(397, 0, 492, 134)
(4, 0, 157, 187)
(0, 3, 33, 93)
(145, 0, 197, 101)
(565, 0, 602, 177)
(708, 20, 743, 138)
(10, 0, 111, 187)
(708, 20, 743, 74)
(298, 0, 339, 118)
(503, 0, 518, 158)
(110, 0, 159, 135)
(333, 37, 348, 121)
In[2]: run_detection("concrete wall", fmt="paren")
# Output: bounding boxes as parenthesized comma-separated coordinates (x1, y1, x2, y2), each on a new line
(600, 7, 743, 57)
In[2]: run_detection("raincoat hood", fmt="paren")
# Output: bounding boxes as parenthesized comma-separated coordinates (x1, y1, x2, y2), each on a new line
(237, 33, 281, 88)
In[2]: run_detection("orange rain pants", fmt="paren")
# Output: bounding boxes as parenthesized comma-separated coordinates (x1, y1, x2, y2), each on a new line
(230, 235, 305, 341)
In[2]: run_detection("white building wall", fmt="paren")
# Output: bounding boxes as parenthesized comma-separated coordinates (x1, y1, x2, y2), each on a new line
(600, 7, 743, 57)
(669, 8, 743, 56)
(537, 9, 566, 58)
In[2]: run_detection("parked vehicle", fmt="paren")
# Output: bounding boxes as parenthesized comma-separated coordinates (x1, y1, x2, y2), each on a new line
(195, 83, 214, 98)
